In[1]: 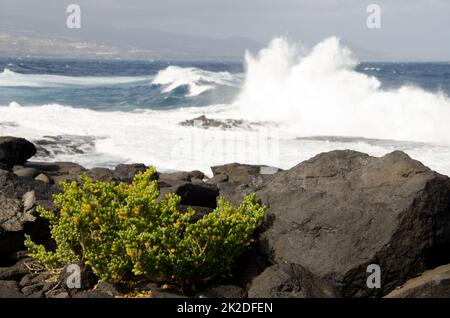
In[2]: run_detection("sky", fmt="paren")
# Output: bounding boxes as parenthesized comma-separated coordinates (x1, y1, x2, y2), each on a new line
(1, 0, 449, 61)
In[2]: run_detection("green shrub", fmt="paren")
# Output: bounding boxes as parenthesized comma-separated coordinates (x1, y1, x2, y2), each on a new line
(25, 167, 266, 285)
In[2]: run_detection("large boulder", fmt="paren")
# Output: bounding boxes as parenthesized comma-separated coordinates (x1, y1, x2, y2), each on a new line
(248, 263, 340, 298)
(255, 150, 450, 297)
(0, 137, 36, 169)
(385, 264, 450, 298)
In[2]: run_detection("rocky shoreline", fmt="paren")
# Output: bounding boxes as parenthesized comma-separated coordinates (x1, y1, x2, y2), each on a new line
(1, 136, 450, 298)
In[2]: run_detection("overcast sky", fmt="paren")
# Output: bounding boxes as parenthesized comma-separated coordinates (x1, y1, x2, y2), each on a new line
(1, 0, 449, 61)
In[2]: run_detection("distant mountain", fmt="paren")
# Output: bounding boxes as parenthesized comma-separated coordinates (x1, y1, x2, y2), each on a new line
(0, 29, 263, 60)
(0, 28, 392, 62)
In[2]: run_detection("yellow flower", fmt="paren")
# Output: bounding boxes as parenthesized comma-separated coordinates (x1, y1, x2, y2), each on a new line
(94, 216, 100, 224)
(82, 203, 91, 217)
(169, 248, 176, 254)
(73, 216, 79, 225)
(133, 205, 141, 216)
(126, 249, 133, 257)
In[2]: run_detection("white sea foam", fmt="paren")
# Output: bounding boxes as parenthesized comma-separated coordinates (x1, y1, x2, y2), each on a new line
(1, 101, 450, 177)
(233, 37, 450, 144)
(0, 101, 280, 172)
(152, 66, 236, 97)
(0, 68, 149, 87)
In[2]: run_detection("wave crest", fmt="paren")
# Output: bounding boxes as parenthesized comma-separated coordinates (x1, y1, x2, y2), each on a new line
(0, 68, 149, 87)
(152, 66, 235, 97)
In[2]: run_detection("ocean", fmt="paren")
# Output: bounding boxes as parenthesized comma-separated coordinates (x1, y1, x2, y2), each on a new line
(1, 37, 450, 176)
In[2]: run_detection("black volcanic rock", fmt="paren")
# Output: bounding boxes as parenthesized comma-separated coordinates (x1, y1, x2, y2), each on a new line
(83, 167, 115, 183)
(24, 161, 86, 185)
(385, 264, 450, 298)
(255, 150, 450, 297)
(248, 263, 340, 298)
(210, 163, 281, 206)
(113, 163, 148, 183)
(171, 182, 219, 209)
(0, 137, 37, 169)
(0, 280, 24, 298)
(0, 169, 59, 258)
(179, 115, 253, 130)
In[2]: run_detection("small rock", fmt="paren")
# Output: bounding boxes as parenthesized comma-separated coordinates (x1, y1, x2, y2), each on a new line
(22, 190, 36, 212)
(83, 168, 115, 183)
(34, 173, 51, 184)
(51, 174, 78, 185)
(45, 289, 70, 298)
(14, 167, 39, 179)
(159, 171, 191, 182)
(22, 283, 54, 296)
(190, 170, 205, 180)
(0, 259, 35, 281)
(113, 163, 148, 183)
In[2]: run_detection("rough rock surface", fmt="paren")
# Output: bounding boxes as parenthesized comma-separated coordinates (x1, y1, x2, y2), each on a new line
(113, 163, 148, 183)
(0, 170, 59, 257)
(385, 264, 450, 298)
(248, 263, 340, 298)
(83, 168, 115, 183)
(210, 163, 281, 205)
(0, 171, 58, 256)
(0, 280, 24, 298)
(255, 150, 450, 297)
(24, 161, 86, 184)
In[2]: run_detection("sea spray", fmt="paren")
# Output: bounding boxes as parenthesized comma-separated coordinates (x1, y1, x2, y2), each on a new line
(234, 37, 450, 144)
